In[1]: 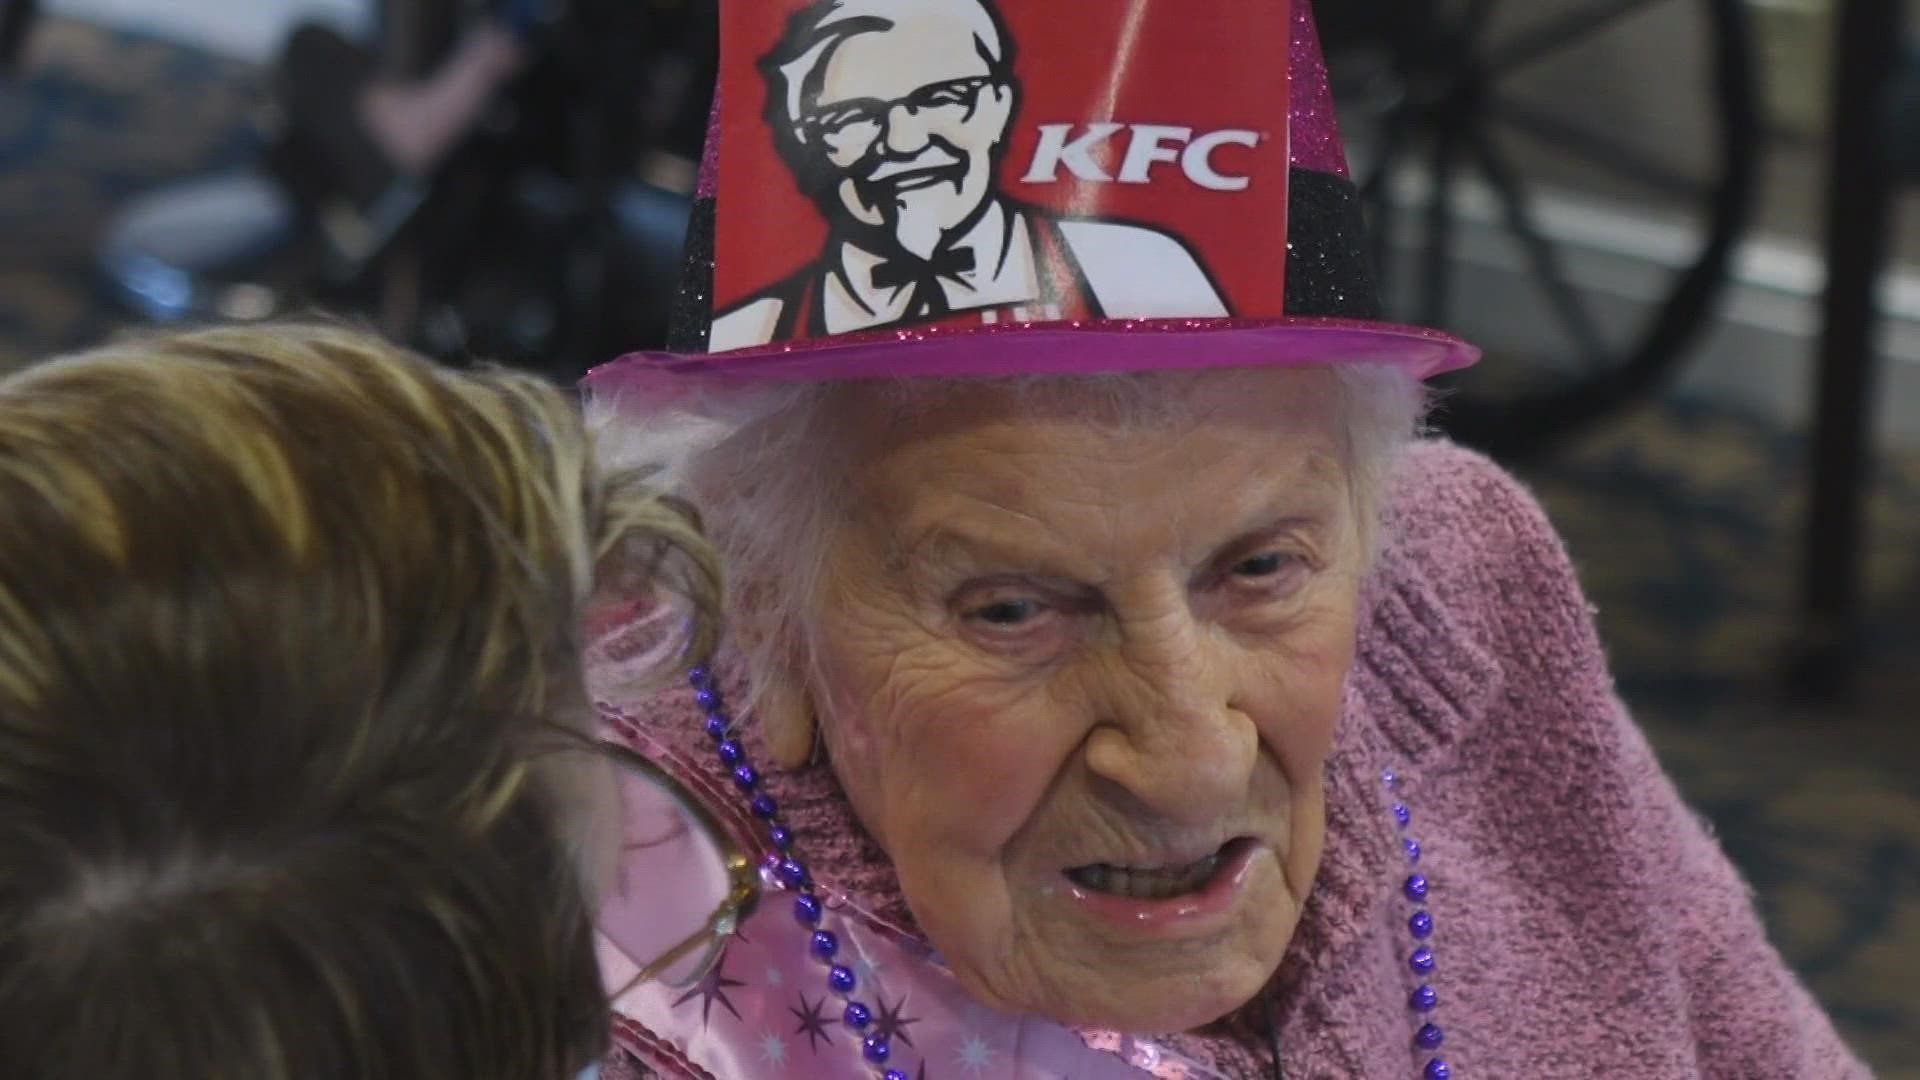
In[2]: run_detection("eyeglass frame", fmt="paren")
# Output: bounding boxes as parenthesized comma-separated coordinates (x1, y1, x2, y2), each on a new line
(594, 739, 763, 989)
(797, 75, 1000, 147)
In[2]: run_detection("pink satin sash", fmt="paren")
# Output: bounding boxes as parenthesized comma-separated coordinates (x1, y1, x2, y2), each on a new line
(598, 867, 1230, 1079)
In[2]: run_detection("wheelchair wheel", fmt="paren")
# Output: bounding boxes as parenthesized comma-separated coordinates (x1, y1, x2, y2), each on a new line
(1323, 0, 1762, 458)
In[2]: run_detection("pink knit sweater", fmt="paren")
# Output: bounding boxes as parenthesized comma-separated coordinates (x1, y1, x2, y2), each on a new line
(593, 441, 1868, 1078)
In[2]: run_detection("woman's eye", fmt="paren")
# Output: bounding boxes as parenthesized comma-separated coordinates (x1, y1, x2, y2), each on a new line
(1231, 552, 1293, 579)
(971, 598, 1040, 625)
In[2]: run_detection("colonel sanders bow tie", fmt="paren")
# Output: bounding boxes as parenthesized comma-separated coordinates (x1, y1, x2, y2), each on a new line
(871, 246, 978, 318)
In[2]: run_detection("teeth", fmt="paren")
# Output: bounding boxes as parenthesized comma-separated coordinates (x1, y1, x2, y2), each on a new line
(1068, 852, 1223, 899)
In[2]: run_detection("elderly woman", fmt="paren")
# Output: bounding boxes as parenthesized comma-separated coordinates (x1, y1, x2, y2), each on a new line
(584, 2, 1868, 1077)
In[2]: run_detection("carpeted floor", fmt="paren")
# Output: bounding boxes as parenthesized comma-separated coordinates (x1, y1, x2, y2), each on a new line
(1520, 399, 1920, 1074)
(3, 18, 1916, 1075)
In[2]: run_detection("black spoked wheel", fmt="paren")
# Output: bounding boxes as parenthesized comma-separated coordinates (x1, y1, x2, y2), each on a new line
(1322, 0, 1762, 458)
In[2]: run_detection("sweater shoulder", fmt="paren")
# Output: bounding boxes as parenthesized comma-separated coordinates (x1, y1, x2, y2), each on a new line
(1355, 440, 1613, 760)
(1381, 440, 1593, 643)
(1387, 440, 1569, 574)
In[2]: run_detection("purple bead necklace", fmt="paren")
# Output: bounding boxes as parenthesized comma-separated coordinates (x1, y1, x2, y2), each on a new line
(691, 666, 909, 1077)
(1385, 767, 1452, 1080)
(691, 666, 1454, 1079)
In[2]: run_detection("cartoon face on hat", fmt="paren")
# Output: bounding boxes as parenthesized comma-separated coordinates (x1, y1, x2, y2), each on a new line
(588, 0, 1479, 393)
(766, 0, 1018, 265)
(713, 0, 1281, 350)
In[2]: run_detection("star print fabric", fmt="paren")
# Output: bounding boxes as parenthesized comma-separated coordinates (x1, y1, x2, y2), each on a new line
(599, 884, 1227, 1079)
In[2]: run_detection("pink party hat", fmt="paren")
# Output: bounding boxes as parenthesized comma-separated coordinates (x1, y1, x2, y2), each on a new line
(588, 0, 1479, 398)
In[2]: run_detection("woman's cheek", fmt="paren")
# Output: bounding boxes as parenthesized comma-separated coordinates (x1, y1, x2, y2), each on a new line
(816, 633, 984, 837)
(900, 680, 1072, 852)
(1246, 627, 1354, 767)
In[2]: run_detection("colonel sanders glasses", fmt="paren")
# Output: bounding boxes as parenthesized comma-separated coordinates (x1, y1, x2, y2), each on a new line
(801, 76, 998, 152)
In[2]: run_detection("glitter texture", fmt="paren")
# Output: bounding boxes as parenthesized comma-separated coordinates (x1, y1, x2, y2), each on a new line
(1284, 167, 1382, 320)
(1289, 0, 1351, 178)
(664, 196, 716, 353)
(695, 83, 723, 200)
(587, 313, 1479, 396)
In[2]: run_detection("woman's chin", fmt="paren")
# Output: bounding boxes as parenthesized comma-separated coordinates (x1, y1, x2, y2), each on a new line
(1059, 850, 1297, 1028)
(948, 915, 1291, 1033)
(1114, 987, 1267, 1035)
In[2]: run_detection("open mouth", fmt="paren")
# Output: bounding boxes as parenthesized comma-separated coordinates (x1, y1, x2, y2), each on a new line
(1065, 838, 1255, 901)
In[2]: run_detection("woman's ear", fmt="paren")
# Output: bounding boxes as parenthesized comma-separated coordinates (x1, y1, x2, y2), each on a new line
(732, 578, 819, 768)
(758, 664, 818, 768)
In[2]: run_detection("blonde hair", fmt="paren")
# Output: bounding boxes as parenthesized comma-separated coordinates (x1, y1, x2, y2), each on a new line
(0, 323, 718, 1079)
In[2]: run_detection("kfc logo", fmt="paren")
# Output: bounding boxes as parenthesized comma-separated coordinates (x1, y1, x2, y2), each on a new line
(710, 0, 1235, 351)
(1022, 124, 1264, 191)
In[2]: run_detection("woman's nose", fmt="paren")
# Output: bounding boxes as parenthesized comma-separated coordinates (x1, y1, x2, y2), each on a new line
(1082, 614, 1257, 826)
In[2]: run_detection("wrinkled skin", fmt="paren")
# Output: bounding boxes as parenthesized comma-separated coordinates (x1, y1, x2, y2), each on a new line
(765, 368, 1367, 1032)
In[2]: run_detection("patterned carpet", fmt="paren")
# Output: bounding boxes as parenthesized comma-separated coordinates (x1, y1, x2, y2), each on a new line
(1518, 400, 1920, 1076)
(3, 19, 1915, 1075)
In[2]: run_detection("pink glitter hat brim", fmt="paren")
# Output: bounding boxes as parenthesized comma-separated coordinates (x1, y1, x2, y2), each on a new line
(584, 316, 1481, 404)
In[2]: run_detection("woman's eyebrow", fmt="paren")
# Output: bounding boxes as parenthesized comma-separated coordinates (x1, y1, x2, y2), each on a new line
(891, 519, 1089, 580)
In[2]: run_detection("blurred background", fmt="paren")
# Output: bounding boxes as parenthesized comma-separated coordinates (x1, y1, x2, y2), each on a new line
(0, 0, 1915, 1072)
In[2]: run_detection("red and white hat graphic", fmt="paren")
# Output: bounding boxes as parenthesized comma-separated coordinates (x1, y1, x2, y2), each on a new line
(588, 0, 1480, 394)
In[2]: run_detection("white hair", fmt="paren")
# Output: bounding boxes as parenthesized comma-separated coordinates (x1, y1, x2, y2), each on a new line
(589, 364, 1428, 711)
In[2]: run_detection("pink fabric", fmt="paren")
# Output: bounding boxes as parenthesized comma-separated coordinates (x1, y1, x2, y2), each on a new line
(588, 441, 1868, 1078)
(596, 836, 1216, 1078)
(597, 769, 739, 987)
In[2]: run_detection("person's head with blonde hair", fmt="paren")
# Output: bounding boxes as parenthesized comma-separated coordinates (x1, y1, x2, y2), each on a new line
(0, 323, 718, 1079)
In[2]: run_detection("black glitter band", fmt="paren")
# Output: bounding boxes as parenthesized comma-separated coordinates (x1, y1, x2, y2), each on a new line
(1282, 167, 1382, 321)
(665, 166, 1381, 351)
(665, 195, 717, 352)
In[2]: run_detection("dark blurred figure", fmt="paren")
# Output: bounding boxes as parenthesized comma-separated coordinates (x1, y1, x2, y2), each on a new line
(99, 0, 716, 379)
(0, 0, 36, 76)
(278, 0, 710, 210)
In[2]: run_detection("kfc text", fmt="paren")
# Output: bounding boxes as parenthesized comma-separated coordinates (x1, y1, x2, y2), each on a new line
(1020, 123, 1264, 191)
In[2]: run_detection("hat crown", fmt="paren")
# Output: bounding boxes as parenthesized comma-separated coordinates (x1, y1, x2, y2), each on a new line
(693, 1, 1352, 198)
(672, 0, 1380, 354)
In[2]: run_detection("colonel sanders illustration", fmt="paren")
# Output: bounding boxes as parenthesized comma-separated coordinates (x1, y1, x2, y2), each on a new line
(709, 0, 1231, 350)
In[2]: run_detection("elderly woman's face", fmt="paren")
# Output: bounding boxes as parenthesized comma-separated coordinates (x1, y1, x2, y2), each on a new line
(803, 369, 1364, 1031)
